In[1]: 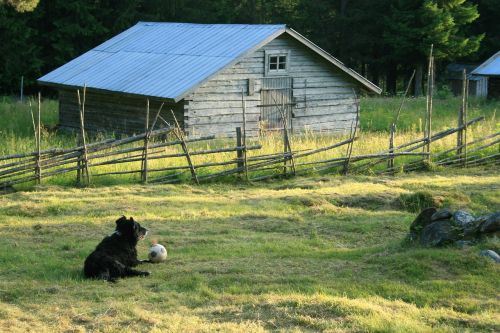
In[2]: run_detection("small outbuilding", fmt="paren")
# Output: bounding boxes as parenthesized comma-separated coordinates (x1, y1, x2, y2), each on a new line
(38, 22, 381, 137)
(446, 63, 488, 97)
(471, 51, 500, 99)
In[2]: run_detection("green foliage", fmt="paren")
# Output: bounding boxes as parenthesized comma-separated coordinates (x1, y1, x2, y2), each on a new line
(435, 84, 453, 99)
(0, 0, 39, 12)
(0, 0, 496, 95)
(470, 0, 500, 61)
(398, 191, 441, 212)
(0, 5, 41, 91)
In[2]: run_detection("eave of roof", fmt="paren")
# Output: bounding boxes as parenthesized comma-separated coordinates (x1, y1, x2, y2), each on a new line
(284, 28, 381, 94)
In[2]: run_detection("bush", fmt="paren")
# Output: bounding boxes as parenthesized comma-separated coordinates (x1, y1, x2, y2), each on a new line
(435, 85, 452, 100)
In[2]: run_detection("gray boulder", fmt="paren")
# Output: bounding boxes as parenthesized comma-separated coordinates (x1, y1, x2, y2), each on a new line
(409, 207, 437, 241)
(480, 250, 500, 263)
(452, 210, 475, 229)
(479, 212, 500, 233)
(420, 220, 460, 247)
(431, 208, 453, 221)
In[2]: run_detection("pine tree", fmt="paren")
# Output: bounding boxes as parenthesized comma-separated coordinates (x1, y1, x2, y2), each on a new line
(382, 0, 483, 95)
(1, 0, 39, 12)
(0, 5, 41, 92)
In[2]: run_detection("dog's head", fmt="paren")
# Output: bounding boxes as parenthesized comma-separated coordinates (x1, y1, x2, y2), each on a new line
(115, 216, 148, 244)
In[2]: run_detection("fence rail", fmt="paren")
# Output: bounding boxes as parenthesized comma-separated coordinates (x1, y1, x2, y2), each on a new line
(1, 88, 499, 192)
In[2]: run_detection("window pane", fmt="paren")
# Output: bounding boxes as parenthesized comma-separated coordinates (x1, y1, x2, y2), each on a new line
(278, 56, 287, 63)
(278, 62, 286, 70)
(269, 56, 278, 64)
(270, 63, 277, 70)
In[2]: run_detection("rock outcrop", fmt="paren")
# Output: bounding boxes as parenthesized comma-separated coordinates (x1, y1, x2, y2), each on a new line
(408, 208, 500, 247)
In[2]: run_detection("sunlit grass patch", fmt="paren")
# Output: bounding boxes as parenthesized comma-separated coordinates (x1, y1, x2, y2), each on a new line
(0, 171, 499, 331)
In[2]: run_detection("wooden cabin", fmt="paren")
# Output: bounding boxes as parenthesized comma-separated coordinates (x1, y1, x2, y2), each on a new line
(446, 64, 488, 97)
(471, 51, 500, 99)
(38, 22, 381, 137)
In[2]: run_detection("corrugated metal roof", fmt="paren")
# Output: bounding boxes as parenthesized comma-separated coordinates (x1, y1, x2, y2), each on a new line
(471, 51, 500, 76)
(38, 22, 286, 101)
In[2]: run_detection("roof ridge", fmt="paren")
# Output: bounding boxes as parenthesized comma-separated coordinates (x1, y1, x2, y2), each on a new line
(137, 21, 286, 27)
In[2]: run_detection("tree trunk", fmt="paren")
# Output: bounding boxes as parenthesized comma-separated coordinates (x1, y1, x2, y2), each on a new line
(386, 63, 397, 95)
(361, 63, 366, 78)
(414, 63, 423, 96)
(338, 0, 349, 61)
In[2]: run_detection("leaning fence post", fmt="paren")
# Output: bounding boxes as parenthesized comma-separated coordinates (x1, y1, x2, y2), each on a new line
(170, 110, 199, 184)
(281, 99, 295, 175)
(425, 45, 434, 160)
(343, 89, 359, 175)
(77, 87, 90, 185)
(236, 127, 244, 176)
(35, 92, 42, 184)
(388, 123, 395, 171)
(457, 68, 468, 166)
(270, 91, 295, 176)
(142, 99, 150, 183)
(241, 89, 249, 181)
(282, 95, 288, 176)
(463, 76, 469, 168)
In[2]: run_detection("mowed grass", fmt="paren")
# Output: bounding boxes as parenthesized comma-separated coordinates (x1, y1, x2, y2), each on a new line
(0, 170, 499, 332)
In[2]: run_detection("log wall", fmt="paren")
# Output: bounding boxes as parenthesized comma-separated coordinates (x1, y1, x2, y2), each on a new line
(184, 34, 360, 137)
(58, 89, 183, 135)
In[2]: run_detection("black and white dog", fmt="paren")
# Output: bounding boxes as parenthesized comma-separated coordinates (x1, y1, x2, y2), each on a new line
(84, 216, 150, 282)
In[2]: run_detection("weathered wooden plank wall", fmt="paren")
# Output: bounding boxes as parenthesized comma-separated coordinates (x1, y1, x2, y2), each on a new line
(59, 89, 183, 134)
(184, 34, 359, 137)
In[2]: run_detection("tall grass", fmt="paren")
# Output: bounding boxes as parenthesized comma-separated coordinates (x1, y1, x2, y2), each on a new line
(361, 95, 498, 132)
(1, 95, 498, 187)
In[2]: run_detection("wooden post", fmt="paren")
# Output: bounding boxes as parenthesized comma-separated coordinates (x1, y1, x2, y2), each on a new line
(285, 109, 295, 175)
(388, 70, 416, 172)
(35, 92, 41, 184)
(236, 127, 244, 175)
(170, 110, 199, 184)
(464, 73, 469, 167)
(76, 90, 81, 184)
(425, 45, 434, 159)
(457, 69, 465, 164)
(29, 99, 37, 144)
(388, 123, 395, 171)
(142, 99, 150, 183)
(241, 89, 249, 181)
(276, 93, 295, 175)
(343, 89, 359, 174)
(393, 70, 416, 126)
(77, 87, 90, 185)
(281, 94, 288, 175)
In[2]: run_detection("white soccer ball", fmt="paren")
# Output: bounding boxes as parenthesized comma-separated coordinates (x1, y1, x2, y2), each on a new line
(148, 244, 167, 263)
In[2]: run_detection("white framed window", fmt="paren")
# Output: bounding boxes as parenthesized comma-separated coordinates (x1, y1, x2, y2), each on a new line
(265, 50, 290, 76)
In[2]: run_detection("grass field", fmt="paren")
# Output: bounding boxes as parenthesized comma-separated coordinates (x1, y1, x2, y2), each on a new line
(0, 96, 499, 332)
(0, 170, 499, 332)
